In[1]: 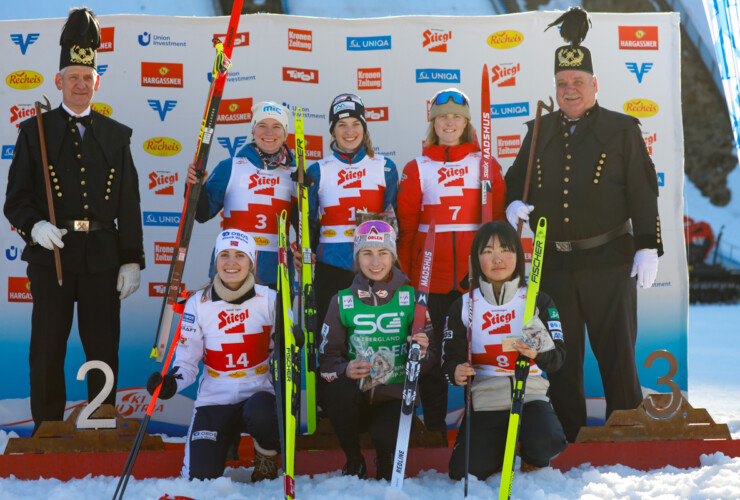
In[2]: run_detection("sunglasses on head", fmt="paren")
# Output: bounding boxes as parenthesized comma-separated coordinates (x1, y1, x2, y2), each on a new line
(332, 93, 364, 107)
(433, 90, 468, 106)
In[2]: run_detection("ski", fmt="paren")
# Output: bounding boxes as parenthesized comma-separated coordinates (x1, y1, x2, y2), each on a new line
(295, 108, 318, 435)
(480, 64, 508, 223)
(498, 217, 547, 500)
(150, 0, 243, 362)
(277, 210, 299, 499)
(390, 223, 435, 490)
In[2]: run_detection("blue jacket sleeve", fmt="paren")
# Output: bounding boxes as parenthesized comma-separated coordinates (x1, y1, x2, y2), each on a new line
(306, 161, 321, 223)
(196, 157, 232, 222)
(383, 157, 399, 213)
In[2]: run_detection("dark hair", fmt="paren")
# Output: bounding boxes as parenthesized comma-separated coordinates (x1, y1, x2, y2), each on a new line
(469, 221, 526, 289)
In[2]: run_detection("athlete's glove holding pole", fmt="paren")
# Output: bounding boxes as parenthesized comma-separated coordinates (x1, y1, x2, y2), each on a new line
(146, 366, 182, 400)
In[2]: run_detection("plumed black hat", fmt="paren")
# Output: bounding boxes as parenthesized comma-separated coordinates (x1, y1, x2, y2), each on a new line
(546, 7, 593, 75)
(59, 7, 101, 71)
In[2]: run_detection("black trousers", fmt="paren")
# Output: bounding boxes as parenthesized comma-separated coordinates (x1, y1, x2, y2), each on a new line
(27, 263, 120, 431)
(323, 376, 402, 461)
(448, 400, 567, 480)
(543, 264, 643, 442)
(184, 391, 279, 480)
(418, 289, 461, 432)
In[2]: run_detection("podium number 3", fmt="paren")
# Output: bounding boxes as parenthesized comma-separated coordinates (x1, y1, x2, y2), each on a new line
(76, 360, 117, 429)
(644, 350, 682, 418)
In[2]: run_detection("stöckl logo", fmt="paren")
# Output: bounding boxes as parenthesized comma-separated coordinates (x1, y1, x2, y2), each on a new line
(6, 70, 43, 90)
(623, 99, 659, 118)
(143, 137, 182, 156)
(347, 36, 391, 51)
(487, 30, 524, 49)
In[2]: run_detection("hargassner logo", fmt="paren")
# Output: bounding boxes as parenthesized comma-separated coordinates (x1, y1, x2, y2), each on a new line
(217, 136, 248, 156)
(347, 36, 391, 51)
(99, 27, 115, 52)
(625, 62, 653, 83)
(10, 33, 39, 55)
(415, 69, 460, 83)
(217, 98, 253, 125)
(148, 99, 177, 121)
(618, 26, 659, 50)
(141, 62, 183, 88)
(143, 211, 181, 227)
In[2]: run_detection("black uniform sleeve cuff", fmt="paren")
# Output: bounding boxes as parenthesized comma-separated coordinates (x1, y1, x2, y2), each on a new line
(120, 248, 146, 269)
(634, 234, 664, 257)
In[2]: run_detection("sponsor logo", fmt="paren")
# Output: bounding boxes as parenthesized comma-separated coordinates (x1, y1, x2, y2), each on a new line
(143, 137, 181, 156)
(2, 145, 14, 159)
(5, 245, 19, 260)
(548, 320, 562, 331)
(366, 107, 388, 122)
(548, 308, 559, 319)
(217, 136, 248, 156)
(141, 62, 183, 88)
(8, 277, 32, 302)
(551, 330, 563, 340)
(99, 27, 115, 52)
(342, 295, 354, 309)
(115, 389, 165, 417)
(288, 28, 312, 51)
(357, 67, 381, 89)
(338, 168, 365, 189)
(287, 133, 323, 159)
(148, 170, 179, 195)
(422, 29, 451, 52)
(497, 135, 520, 157)
(10, 104, 35, 127)
(148, 282, 186, 297)
(143, 211, 181, 226)
(6, 70, 43, 90)
(183, 313, 195, 324)
(487, 30, 524, 49)
(282, 67, 318, 84)
(399, 291, 410, 306)
(254, 236, 270, 246)
(154, 241, 176, 264)
(206, 70, 256, 83)
(491, 101, 529, 118)
(491, 63, 520, 87)
(415, 69, 460, 83)
(481, 309, 515, 333)
(192, 430, 217, 441)
(521, 237, 533, 263)
(346, 36, 391, 51)
(218, 97, 253, 124)
(10, 33, 39, 54)
(213, 31, 249, 48)
(91, 102, 112, 116)
(657, 173, 665, 186)
(437, 165, 468, 186)
(623, 98, 659, 118)
(343, 228, 355, 237)
(217, 309, 249, 331)
(321, 372, 337, 383)
(322, 229, 336, 237)
(97, 64, 109, 76)
(643, 132, 657, 155)
(619, 26, 658, 50)
(148, 99, 177, 121)
(353, 312, 404, 334)
(358, 290, 371, 298)
(626, 62, 653, 83)
(138, 31, 187, 47)
(247, 172, 280, 195)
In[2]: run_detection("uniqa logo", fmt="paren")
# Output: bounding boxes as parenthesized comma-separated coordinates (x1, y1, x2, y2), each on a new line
(143, 137, 182, 156)
(486, 30, 524, 49)
(6, 70, 43, 90)
(91, 102, 113, 116)
(622, 98, 659, 118)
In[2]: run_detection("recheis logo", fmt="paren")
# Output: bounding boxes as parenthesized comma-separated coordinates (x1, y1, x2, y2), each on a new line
(148, 99, 177, 121)
(366, 107, 389, 122)
(625, 62, 653, 83)
(623, 98, 659, 118)
(6, 70, 43, 90)
(619, 26, 659, 50)
(282, 67, 318, 84)
(99, 27, 115, 52)
(491, 63, 520, 87)
(487, 30, 524, 49)
(217, 136, 248, 156)
(149, 282, 186, 297)
(347, 36, 391, 51)
(491, 102, 529, 118)
(10, 33, 39, 55)
(143, 211, 181, 226)
(288, 29, 312, 51)
(287, 133, 323, 160)
(643, 131, 657, 155)
(138, 31, 187, 47)
(154, 241, 176, 264)
(91, 102, 112, 116)
(218, 98, 253, 124)
(141, 62, 183, 88)
(9, 104, 35, 127)
(357, 67, 381, 89)
(422, 29, 452, 52)
(247, 172, 280, 196)
(8, 277, 32, 302)
(416, 69, 460, 83)
(214, 31, 249, 48)
(148, 170, 179, 195)
(497, 135, 521, 157)
(143, 137, 182, 156)
(2, 145, 14, 160)
(338, 168, 366, 189)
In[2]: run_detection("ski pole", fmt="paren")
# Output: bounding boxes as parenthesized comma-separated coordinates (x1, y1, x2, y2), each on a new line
(464, 256, 474, 497)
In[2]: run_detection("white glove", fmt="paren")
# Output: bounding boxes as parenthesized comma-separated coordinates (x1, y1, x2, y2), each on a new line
(505, 200, 534, 229)
(631, 248, 659, 288)
(117, 263, 141, 300)
(31, 221, 68, 250)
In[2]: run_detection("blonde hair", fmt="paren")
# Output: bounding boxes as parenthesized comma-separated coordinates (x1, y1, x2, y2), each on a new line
(424, 118, 477, 147)
(331, 129, 375, 158)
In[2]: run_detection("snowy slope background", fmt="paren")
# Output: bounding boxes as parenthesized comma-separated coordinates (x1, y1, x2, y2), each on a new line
(1, 0, 740, 499)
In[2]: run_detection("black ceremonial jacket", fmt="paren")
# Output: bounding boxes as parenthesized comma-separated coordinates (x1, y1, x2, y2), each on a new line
(4, 106, 145, 273)
(505, 102, 663, 271)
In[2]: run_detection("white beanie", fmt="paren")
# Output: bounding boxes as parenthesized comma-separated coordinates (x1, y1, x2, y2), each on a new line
(214, 229, 256, 266)
(251, 101, 290, 134)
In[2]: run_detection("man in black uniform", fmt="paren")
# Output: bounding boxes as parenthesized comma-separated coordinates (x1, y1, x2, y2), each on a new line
(4, 8, 145, 433)
(504, 8, 663, 442)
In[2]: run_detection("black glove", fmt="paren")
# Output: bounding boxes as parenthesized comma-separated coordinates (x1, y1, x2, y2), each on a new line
(290, 169, 315, 187)
(146, 366, 181, 400)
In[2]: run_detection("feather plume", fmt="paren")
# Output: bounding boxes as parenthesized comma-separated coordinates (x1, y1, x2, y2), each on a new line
(545, 7, 591, 46)
(59, 7, 100, 49)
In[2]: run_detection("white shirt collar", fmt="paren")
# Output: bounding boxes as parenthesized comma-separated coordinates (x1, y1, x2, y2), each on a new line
(61, 102, 91, 118)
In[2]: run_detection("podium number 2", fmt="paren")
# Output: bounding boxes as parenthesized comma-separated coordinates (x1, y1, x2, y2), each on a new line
(76, 360, 117, 429)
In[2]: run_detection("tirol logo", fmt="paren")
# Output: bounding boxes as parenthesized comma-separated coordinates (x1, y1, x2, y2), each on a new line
(416, 69, 460, 83)
(338, 168, 366, 189)
(10, 33, 39, 55)
(623, 98, 659, 118)
(148, 99, 177, 121)
(491, 101, 529, 118)
(138, 32, 187, 47)
(626, 62, 653, 83)
(99, 27, 115, 52)
(282, 67, 318, 84)
(481, 309, 515, 334)
(217, 136, 248, 156)
(2, 145, 15, 160)
(619, 26, 659, 50)
(438, 165, 468, 187)
(8, 277, 32, 302)
(218, 309, 249, 333)
(217, 98, 253, 124)
(366, 107, 389, 122)
(288, 29, 312, 51)
(357, 67, 381, 90)
(141, 62, 183, 88)
(154, 241, 176, 264)
(6, 70, 43, 90)
(287, 133, 323, 160)
(497, 135, 521, 158)
(214, 31, 249, 48)
(143, 137, 182, 156)
(487, 30, 524, 49)
(423, 29, 452, 52)
(491, 63, 520, 87)
(91, 102, 112, 116)
(347, 36, 391, 51)
(643, 132, 657, 156)
(10, 104, 36, 127)
(148, 170, 179, 195)
(149, 282, 186, 297)
(143, 211, 181, 226)
(247, 172, 280, 196)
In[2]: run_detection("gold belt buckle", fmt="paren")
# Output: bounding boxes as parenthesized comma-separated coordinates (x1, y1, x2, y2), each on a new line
(73, 220, 90, 232)
(555, 241, 572, 252)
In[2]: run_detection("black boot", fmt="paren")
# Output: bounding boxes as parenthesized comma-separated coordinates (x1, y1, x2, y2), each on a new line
(342, 455, 368, 479)
(375, 451, 393, 481)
